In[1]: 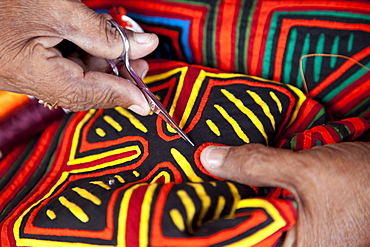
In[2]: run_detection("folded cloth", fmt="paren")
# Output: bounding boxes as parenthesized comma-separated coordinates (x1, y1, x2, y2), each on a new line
(1, 60, 302, 247)
(0, 98, 65, 157)
(2, 58, 369, 247)
(1, 1, 369, 245)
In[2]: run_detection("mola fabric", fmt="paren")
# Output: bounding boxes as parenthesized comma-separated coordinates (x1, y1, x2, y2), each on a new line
(85, 0, 370, 98)
(1, 0, 369, 247)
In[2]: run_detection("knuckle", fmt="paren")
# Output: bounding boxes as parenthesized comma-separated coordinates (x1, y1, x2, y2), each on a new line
(225, 145, 265, 176)
(236, 144, 269, 165)
(58, 81, 118, 111)
(106, 26, 124, 58)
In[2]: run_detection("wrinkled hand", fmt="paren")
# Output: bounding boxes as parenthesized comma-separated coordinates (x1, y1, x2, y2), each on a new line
(0, 0, 158, 114)
(200, 142, 370, 246)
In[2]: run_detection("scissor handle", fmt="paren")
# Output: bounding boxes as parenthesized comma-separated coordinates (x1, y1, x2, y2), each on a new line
(108, 19, 194, 146)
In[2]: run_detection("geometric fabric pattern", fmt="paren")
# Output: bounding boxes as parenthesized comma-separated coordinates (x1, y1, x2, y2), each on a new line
(1, 1, 370, 246)
(84, 0, 370, 119)
(1, 58, 369, 246)
(2, 59, 314, 247)
(84, 1, 370, 82)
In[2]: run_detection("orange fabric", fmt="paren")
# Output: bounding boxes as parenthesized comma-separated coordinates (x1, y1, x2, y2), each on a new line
(0, 91, 29, 120)
(217, 0, 239, 72)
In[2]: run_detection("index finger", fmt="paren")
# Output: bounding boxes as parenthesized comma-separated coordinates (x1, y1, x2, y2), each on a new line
(57, 2, 158, 60)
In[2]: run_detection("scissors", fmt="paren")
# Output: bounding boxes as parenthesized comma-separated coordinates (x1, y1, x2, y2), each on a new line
(107, 19, 194, 146)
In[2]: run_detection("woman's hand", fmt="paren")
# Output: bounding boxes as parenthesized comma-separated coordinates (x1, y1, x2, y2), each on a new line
(200, 142, 370, 246)
(0, 0, 158, 114)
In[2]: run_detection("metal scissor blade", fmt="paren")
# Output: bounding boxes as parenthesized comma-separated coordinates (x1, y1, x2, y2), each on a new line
(125, 64, 194, 146)
(107, 59, 119, 76)
(141, 87, 195, 146)
(157, 108, 195, 147)
(108, 19, 194, 146)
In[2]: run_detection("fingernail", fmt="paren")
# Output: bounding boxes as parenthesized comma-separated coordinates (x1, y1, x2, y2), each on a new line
(128, 105, 146, 115)
(140, 68, 148, 79)
(133, 33, 154, 44)
(201, 146, 230, 169)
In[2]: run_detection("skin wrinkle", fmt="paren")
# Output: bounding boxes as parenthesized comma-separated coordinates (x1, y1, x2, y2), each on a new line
(202, 141, 370, 246)
(82, 72, 106, 107)
(303, 143, 369, 246)
(0, 0, 158, 112)
(66, 5, 123, 59)
(5, 44, 39, 90)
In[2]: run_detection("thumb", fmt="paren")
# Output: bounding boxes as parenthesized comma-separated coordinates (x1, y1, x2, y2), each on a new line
(200, 144, 303, 193)
(61, 2, 157, 59)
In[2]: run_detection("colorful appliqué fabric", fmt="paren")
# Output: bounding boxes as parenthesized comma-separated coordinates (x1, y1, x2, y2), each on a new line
(1, 60, 307, 247)
(85, 0, 370, 123)
(1, 59, 369, 246)
(83, 0, 370, 94)
(1, 0, 370, 246)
